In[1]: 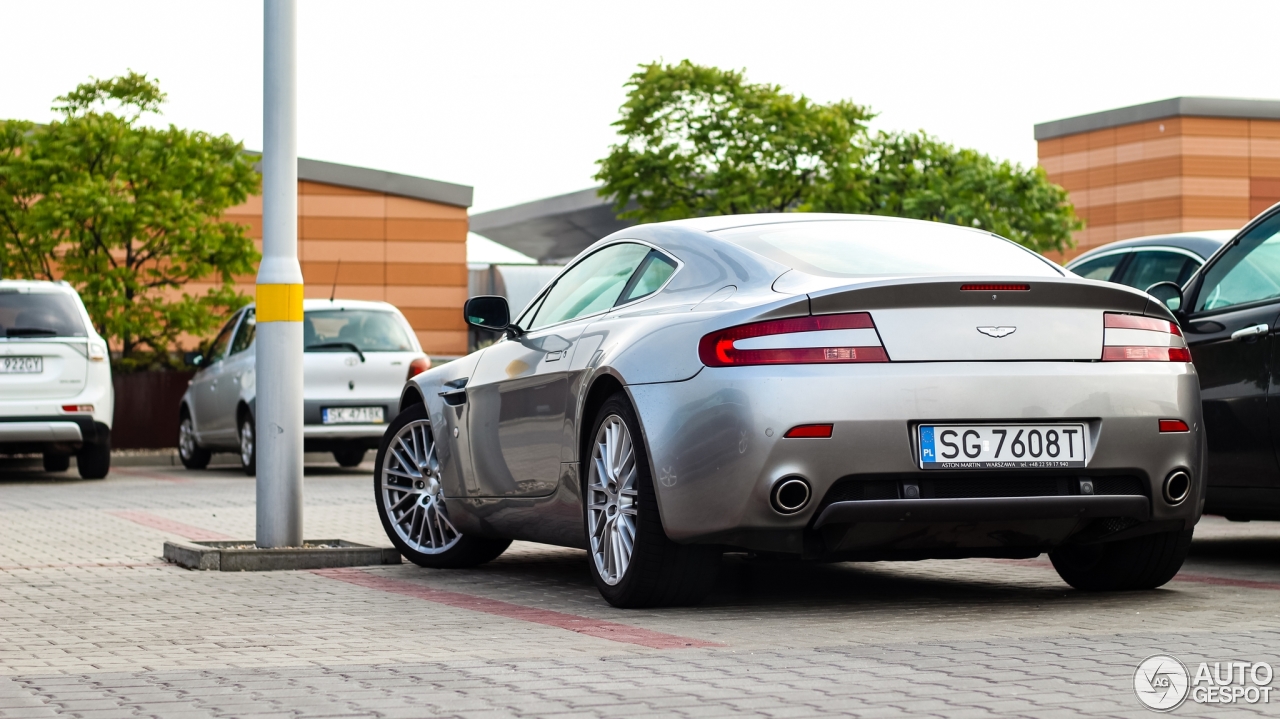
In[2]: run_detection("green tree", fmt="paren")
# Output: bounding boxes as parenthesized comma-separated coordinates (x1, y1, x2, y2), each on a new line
(594, 60, 873, 221)
(595, 61, 1081, 254)
(0, 72, 260, 370)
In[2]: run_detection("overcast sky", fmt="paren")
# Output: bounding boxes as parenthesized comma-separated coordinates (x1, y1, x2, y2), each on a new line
(3, 1, 1277, 213)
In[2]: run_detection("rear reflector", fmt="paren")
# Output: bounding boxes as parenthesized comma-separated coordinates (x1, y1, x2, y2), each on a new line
(61, 405, 93, 413)
(1102, 312, 1189, 362)
(1159, 419, 1190, 433)
(784, 424, 833, 438)
(699, 313, 888, 367)
(960, 283, 1029, 292)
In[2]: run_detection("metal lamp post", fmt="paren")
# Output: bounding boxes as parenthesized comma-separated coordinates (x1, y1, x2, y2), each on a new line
(257, 0, 304, 548)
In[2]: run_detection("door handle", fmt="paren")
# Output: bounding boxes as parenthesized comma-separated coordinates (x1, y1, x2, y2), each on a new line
(1231, 324, 1269, 341)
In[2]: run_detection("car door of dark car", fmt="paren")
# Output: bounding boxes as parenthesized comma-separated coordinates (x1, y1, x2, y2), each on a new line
(1182, 209, 1280, 491)
(464, 242, 652, 498)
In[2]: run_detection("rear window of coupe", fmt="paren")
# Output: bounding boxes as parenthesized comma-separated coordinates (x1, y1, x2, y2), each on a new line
(715, 220, 1063, 278)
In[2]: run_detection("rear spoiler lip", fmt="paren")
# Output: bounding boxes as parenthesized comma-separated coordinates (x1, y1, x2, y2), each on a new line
(803, 275, 1153, 315)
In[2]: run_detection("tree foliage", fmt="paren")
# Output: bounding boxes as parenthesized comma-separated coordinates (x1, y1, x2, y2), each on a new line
(0, 72, 260, 370)
(596, 61, 1081, 254)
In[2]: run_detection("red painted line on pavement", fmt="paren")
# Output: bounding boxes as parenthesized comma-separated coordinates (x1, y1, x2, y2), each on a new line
(312, 567, 723, 650)
(106, 510, 232, 541)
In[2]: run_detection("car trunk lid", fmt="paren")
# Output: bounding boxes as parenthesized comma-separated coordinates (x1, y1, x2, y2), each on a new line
(0, 340, 90, 399)
(807, 277, 1156, 362)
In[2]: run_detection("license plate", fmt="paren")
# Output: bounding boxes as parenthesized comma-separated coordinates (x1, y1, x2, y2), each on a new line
(322, 406, 384, 424)
(0, 357, 42, 374)
(919, 423, 1088, 469)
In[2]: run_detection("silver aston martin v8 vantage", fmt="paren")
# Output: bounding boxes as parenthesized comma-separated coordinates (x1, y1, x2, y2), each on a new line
(375, 214, 1204, 608)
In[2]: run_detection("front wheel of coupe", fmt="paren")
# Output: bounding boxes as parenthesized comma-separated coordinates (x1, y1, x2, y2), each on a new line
(1049, 528, 1193, 591)
(375, 402, 510, 568)
(584, 392, 720, 608)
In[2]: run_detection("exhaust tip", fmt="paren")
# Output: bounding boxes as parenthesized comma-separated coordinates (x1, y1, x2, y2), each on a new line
(771, 476, 811, 514)
(1163, 470, 1191, 505)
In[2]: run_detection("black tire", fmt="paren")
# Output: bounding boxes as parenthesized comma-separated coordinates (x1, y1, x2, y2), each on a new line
(43, 452, 70, 473)
(178, 410, 211, 470)
(1050, 528, 1193, 591)
(76, 428, 111, 480)
(583, 392, 720, 608)
(238, 414, 256, 476)
(333, 447, 366, 468)
(374, 402, 511, 568)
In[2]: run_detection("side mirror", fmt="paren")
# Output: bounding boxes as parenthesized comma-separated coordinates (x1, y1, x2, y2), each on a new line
(183, 351, 205, 368)
(463, 295, 512, 332)
(1145, 281, 1184, 312)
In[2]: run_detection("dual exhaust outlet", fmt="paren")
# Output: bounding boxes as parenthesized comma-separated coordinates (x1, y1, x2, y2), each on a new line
(769, 470, 1192, 514)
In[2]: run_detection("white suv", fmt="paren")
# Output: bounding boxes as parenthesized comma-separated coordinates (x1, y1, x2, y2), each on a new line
(178, 299, 430, 474)
(0, 280, 114, 479)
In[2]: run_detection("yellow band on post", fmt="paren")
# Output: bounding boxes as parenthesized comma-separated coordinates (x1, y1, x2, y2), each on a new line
(256, 283, 304, 322)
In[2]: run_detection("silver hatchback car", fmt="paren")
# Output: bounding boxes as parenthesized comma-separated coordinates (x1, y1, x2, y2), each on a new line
(179, 299, 430, 474)
(377, 214, 1204, 607)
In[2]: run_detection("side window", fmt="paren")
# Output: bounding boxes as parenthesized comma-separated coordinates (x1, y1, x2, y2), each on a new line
(526, 243, 651, 330)
(1115, 251, 1199, 292)
(617, 250, 677, 305)
(1069, 252, 1127, 281)
(205, 313, 239, 363)
(1194, 213, 1280, 312)
(229, 308, 257, 355)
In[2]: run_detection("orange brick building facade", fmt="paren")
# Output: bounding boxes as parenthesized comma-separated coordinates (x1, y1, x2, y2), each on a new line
(218, 159, 472, 357)
(1036, 97, 1280, 262)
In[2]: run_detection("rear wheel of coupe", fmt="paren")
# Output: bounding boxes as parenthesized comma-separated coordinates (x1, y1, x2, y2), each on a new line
(584, 392, 720, 608)
(375, 403, 510, 568)
(1050, 528, 1193, 591)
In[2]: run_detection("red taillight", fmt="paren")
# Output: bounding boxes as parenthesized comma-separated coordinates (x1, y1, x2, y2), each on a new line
(698, 313, 888, 367)
(784, 424, 833, 438)
(1159, 419, 1190, 433)
(61, 404, 93, 413)
(961, 283, 1029, 291)
(406, 357, 431, 380)
(1102, 346, 1192, 362)
(1102, 312, 1189, 362)
(1104, 313, 1182, 337)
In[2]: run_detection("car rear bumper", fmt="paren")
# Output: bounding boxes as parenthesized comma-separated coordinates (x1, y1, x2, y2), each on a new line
(0, 415, 100, 453)
(625, 361, 1204, 556)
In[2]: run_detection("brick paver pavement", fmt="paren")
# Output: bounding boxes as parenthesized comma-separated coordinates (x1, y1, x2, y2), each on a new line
(2, 461, 1279, 717)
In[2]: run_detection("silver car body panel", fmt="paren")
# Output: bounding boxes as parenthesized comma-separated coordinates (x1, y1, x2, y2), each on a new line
(402, 214, 1204, 558)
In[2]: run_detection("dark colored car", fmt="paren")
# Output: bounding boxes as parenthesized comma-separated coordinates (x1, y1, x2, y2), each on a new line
(1066, 231, 1234, 292)
(1146, 205, 1280, 520)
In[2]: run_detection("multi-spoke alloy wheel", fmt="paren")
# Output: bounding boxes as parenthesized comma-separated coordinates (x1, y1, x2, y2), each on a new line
(178, 413, 210, 469)
(238, 416, 256, 476)
(374, 403, 510, 568)
(381, 418, 461, 554)
(587, 415, 639, 585)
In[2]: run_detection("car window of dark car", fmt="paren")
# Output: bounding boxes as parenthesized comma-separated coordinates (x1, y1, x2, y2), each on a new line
(206, 314, 239, 363)
(616, 250, 677, 305)
(1194, 213, 1280, 312)
(229, 308, 257, 355)
(1115, 250, 1200, 292)
(527, 243, 651, 330)
(1069, 252, 1127, 281)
